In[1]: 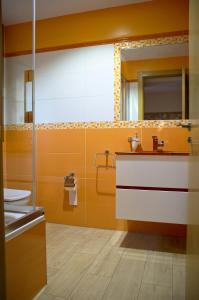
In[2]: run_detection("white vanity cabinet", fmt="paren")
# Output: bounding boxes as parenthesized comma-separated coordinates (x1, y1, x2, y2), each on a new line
(116, 152, 189, 224)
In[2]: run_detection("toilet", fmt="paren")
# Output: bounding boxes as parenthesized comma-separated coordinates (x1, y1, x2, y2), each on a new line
(4, 188, 31, 206)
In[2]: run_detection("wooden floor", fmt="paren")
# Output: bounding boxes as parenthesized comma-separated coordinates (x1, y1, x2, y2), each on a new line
(35, 223, 186, 300)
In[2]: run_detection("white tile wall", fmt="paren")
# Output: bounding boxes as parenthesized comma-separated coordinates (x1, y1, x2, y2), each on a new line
(4, 44, 114, 124)
(5, 100, 24, 124)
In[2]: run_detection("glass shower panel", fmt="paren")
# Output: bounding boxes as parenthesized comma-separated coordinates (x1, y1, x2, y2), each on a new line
(2, 0, 36, 208)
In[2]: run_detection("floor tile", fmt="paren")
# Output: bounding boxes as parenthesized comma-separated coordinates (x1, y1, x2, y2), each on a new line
(173, 264, 186, 300)
(47, 242, 79, 270)
(102, 255, 145, 300)
(123, 248, 148, 261)
(47, 266, 60, 281)
(88, 245, 124, 277)
(147, 251, 173, 264)
(77, 238, 109, 254)
(70, 273, 110, 300)
(34, 291, 54, 300)
(142, 260, 172, 287)
(138, 283, 172, 300)
(107, 230, 127, 247)
(172, 253, 186, 266)
(44, 252, 96, 298)
(34, 223, 186, 300)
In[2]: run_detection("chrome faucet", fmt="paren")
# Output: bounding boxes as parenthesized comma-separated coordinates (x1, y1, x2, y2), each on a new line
(152, 136, 164, 152)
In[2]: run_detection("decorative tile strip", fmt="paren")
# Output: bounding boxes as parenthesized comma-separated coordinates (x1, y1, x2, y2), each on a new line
(4, 120, 188, 130)
(114, 34, 189, 121)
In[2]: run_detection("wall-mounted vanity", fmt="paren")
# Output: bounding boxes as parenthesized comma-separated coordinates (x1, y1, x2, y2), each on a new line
(116, 151, 189, 224)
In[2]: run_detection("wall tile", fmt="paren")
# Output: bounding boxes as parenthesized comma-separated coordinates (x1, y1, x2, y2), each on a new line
(141, 128, 190, 152)
(85, 178, 117, 229)
(86, 128, 141, 178)
(36, 129, 85, 154)
(4, 127, 188, 236)
(37, 178, 86, 226)
(37, 153, 84, 179)
(4, 130, 33, 188)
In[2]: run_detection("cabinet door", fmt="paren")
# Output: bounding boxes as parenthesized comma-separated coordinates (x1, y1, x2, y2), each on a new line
(116, 156, 188, 189)
(116, 189, 187, 224)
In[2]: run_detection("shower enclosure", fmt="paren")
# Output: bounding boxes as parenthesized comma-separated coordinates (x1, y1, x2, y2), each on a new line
(0, 1, 37, 298)
(2, 0, 36, 208)
(0, 0, 6, 297)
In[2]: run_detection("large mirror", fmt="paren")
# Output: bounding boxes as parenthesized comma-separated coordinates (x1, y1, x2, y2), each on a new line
(4, 44, 115, 125)
(120, 39, 189, 121)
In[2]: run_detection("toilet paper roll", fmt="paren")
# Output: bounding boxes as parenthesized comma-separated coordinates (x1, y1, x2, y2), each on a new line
(64, 186, 77, 206)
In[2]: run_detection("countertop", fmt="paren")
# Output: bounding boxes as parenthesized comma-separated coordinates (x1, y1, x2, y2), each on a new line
(115, 151, 190, 156)
(4, 204, 44, 238)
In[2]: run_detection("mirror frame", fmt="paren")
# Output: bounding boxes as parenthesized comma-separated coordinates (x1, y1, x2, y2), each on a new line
(5, 34, 189, 130)
(114, 34, 189, 122)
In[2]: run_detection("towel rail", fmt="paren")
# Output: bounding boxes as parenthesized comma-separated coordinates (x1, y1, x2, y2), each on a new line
(94, 150, 115, 169)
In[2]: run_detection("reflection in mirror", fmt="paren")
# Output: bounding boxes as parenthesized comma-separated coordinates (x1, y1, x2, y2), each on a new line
(121, 42, 189, 120)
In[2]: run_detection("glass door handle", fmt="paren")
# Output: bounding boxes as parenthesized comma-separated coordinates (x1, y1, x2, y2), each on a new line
(24, 70, 33, 123)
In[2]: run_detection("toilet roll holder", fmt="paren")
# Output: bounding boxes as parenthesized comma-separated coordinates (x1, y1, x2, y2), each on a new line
(64, 172, 76, 188)
(64, 173, 78, 206)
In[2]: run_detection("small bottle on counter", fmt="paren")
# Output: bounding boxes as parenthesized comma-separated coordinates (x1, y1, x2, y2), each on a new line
(128, 133, 141, 152)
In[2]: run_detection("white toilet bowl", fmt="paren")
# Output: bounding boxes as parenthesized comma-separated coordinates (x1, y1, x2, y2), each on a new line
(4, 188, 31, 205)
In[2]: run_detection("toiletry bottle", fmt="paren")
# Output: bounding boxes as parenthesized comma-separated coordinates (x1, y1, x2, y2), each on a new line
(132, 133, 140, 152)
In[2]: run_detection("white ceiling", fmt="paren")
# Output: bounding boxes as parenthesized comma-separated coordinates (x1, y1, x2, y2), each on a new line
(2, 0, 151, 25)
(121, 43, 189, 61)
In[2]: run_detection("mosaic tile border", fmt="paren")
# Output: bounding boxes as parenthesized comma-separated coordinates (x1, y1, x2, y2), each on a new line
(5, 34, 189, 131)
(114, 34, 189, 122)
(5, 120, 189, 130)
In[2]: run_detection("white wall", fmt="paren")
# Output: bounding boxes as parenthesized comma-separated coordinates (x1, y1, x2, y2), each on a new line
(4, 44, 114, 124)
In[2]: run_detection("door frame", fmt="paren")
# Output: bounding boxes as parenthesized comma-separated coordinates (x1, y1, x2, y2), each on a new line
(0, 0, 6, 298)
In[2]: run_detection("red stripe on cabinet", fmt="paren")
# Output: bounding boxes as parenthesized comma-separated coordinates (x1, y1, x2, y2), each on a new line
(116, 186, 188, 192)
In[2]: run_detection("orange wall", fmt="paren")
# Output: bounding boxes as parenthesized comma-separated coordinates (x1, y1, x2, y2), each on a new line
(4, 130, 33, 195)
(3, 0, 189, 236)
(6, 220, 47, 300)
(4, 127, 189, 236)
(4, 0, 189, 56)
(122, 56, 189, 81)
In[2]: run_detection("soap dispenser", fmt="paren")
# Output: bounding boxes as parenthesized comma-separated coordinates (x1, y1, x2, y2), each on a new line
(128, 133, 140, 152)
